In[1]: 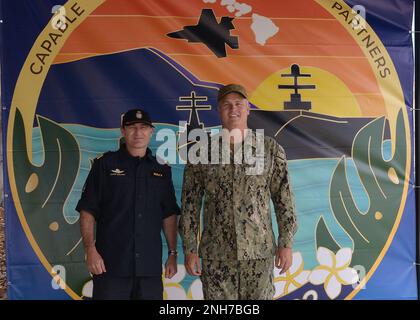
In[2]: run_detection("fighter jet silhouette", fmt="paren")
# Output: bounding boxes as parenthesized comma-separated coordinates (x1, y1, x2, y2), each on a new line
(167, 9, 239, 58)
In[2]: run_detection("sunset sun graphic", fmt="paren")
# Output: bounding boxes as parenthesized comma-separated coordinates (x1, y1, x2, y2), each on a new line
(250, 66, 363, 117)
(56, 0, 386, 119)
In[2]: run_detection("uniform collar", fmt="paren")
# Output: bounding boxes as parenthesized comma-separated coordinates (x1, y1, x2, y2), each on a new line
(216, 128, 258, 152)
(209, 128, 258, 163)
(119, 143, 154, 161)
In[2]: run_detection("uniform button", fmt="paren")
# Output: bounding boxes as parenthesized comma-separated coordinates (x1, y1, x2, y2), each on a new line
(135, 253, 140, 258)
(137, 213, 142, 218)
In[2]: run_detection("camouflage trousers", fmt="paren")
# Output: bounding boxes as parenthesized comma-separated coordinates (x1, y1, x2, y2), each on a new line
(200, 258, 274, 300)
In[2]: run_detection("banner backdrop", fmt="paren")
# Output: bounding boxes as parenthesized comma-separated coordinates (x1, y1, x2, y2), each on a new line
(0, 0, 417, 299)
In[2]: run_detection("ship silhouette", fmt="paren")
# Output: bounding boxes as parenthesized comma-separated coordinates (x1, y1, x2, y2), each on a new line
(177, 64, 390, 160)
(176, 91, 212, 161)
(248, 64, 390, 159)
(248, 109, 388, 160)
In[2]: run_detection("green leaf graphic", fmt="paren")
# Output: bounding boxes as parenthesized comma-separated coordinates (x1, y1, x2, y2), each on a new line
(13, 109, 89, 298)
(315, 216, 341, 253)
(318, 109, 406, 271)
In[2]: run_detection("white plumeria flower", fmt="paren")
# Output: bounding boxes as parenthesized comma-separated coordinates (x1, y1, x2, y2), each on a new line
(309, 247, 359, 300)
(163, 264, 187, 300)
(81, 279, 93, 299)
(187, 279, 204, 300)
(273, 252, 310, 299)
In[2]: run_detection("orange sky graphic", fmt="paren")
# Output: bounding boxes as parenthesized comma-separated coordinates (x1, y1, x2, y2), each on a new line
(55, 0, 386, 117)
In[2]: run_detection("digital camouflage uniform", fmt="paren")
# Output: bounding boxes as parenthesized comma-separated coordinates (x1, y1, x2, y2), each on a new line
(179, 130, 298, 300)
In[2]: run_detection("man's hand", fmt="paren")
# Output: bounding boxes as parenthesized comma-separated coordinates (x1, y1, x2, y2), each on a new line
(86, 246, 106, 275)
(275, 247, 293, 274)
(185, 253, 201, 276)
(165, 255, 178, 279)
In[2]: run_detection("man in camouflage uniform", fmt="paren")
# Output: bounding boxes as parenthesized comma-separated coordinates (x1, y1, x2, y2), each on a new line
(179, 84, 298, 300)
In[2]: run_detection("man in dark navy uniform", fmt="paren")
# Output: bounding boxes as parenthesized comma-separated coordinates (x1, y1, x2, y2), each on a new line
(76, 109, 180, 300)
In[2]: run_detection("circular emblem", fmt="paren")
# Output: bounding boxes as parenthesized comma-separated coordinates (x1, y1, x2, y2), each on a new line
(7, 0, 411, 299)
